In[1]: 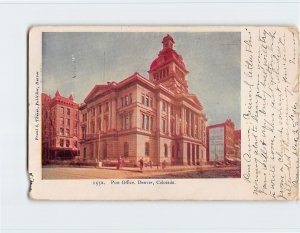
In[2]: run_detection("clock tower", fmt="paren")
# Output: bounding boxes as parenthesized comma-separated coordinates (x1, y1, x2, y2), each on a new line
(149, 34, 189, 94)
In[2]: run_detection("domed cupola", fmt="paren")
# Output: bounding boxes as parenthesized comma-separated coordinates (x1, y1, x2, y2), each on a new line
(148, 34, 189, 94)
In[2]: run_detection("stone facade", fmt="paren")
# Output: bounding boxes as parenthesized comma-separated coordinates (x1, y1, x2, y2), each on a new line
(42, 91, 80, 163)
(79, 34, 207, 166)
(206, 119, 241, 162)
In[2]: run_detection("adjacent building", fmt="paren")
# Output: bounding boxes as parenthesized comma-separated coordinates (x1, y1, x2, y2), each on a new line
(42, 91, 80, 163)
(206, 119, 241, 162)
(79, 34, 207, 166)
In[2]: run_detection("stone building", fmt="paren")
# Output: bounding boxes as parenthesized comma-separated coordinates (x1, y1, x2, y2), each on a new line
(79, 34, 207, 166)
(42, 91, 80, 163)
(206, 119, 240, 162)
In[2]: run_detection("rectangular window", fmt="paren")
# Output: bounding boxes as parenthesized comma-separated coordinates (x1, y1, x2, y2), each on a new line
(67, 119, 70, 126)
(142, 114, 145, 129)
(146, 96, 149, 107)
(150, 117, 153, 130)
(74, 141, 78, 148)
(60, 117, 64, 125)
(129, 112, 132, 129)
(67, 108, 70, 115)
(142, 95, 145, 105)
(125, 95, 129, 106)
(121, 97, 123, 107)
(125, 114, 129, 129)
(60, 107, 64, 114)
(60, 139, 64, 147)
(162, 119, 166, 133)
(162, 101, 166, 112)
(129, 94, 132, 104)
(66, 140, 70, 147)
(146, 115, 149, 130)
(60, 128, 64, 135)
(150, 98, 153, 108)
(74, 121, 78, 127)
(74, 129, 77, 136)
(66, 129, 70, 136)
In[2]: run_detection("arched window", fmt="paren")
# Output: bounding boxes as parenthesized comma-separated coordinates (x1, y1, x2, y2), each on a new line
(145, 142, 150, 156)
(124, 142, 129, 157)
(164, 144, 168, 157)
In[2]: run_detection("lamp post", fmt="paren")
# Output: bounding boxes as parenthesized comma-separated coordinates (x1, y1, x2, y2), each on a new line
(97, 129, 102, 167)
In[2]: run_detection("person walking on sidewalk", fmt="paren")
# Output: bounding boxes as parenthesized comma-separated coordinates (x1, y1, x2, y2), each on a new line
(139, 157, 144, 171)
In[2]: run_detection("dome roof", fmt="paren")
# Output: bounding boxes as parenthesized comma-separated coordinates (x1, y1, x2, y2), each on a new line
(149, 49, 186, 71)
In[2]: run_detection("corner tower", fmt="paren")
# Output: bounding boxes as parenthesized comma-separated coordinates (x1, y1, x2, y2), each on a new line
(148, 34, 189, 94)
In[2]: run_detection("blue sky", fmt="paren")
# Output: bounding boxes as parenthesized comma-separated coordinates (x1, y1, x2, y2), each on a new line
(42, 32, 241, 128)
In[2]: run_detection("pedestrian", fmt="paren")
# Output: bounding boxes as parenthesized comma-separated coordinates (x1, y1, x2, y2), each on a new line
(139, 157, 144, 171)
(116, 156, 121, 170)
(162, 160, 167, 169)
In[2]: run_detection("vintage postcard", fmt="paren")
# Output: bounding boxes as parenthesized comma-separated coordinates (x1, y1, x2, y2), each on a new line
(28, 26, 299, 200)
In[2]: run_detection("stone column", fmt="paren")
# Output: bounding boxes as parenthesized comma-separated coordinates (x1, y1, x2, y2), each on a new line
(189, 110, 192, 136)
(167, 103, 171, 135)
(87, 110, 90, 134)
(181, 107, 185, 135)
(156, 98, 161, 164)
(111, 98, 117, 130)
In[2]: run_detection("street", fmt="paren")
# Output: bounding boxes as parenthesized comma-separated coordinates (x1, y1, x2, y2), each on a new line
(42, 165, 241, 179)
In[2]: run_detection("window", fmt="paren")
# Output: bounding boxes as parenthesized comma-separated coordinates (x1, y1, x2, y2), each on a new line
(146, 115, 149, 130)
(150, 98, 153, 108)
(171, 120, 174, 134)
(121, 97, 124, 107)
(67, 108, 70, 115)
(129, 94, 132, 104)
(125, 114, 129, 129)
(66, 140, 70, 147)
(150, 117, 153, 130)
(145, 142, 149, 156)
(74, 141, 78, 148)
(60, 139, 64, 147)
(66, 129, 70, 136)
(125, 95, 129, 106)
(74, 121, 78, 127)
(142, 113, 145, 129)
(129, 112, 132, 129)
(145, 96, 149, 107)
(60, 117, 64, 125)
(67, 119, 70, 126)
(164, 144, 168, 157)
(106, 102, 109, 111)
(142, 95, 145, 105)
(74, 129, 77, 136)
(82, 127, 86, 139)
(60, 107, 64, 114)
(124, 142, 129, 157)
(162, 119, 166, 133)
(60, 128, 64, 135)
(162, 101, 166, 112)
